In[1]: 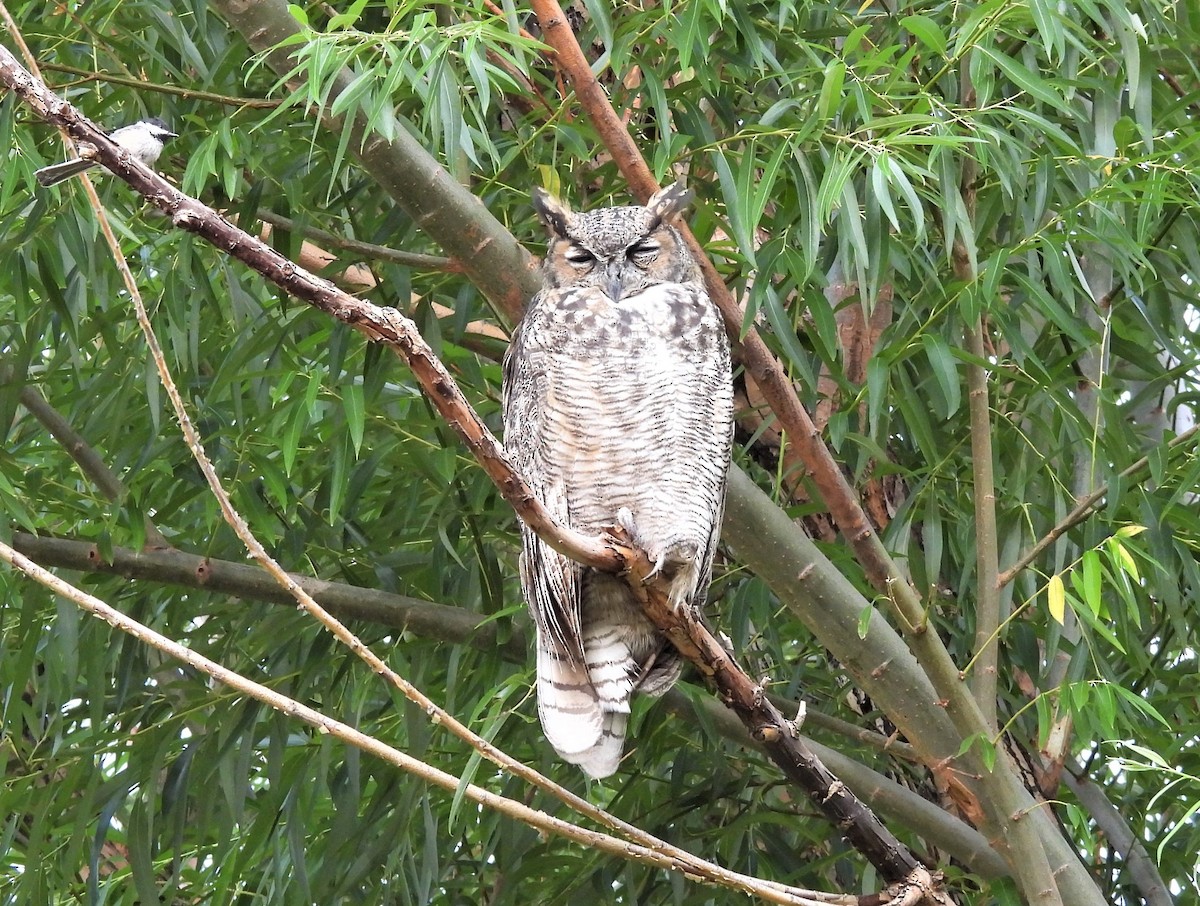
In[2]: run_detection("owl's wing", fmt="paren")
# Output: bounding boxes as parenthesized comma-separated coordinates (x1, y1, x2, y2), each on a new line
(502, 307, 608, 762)
(501, 309, 584, 654)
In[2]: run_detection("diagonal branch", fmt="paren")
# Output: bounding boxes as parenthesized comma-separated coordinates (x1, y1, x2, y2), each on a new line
(1, 49, 940, 895)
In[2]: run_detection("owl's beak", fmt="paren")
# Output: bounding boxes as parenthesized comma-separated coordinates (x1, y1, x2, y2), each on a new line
(603, 261, 625, 301)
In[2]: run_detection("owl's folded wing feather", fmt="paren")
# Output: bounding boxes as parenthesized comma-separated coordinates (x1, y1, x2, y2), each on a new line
(501, 312, 585, 657)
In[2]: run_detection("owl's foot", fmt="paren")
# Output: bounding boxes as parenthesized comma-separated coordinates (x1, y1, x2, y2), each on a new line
(648, 540, 701, 613)
(613, 509, 700, 612)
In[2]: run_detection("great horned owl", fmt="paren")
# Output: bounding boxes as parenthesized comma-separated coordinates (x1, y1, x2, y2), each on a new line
(502, 184, 734, 778)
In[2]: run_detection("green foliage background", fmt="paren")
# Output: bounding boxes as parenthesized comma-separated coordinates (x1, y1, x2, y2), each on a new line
(2, 0, 1199, 903)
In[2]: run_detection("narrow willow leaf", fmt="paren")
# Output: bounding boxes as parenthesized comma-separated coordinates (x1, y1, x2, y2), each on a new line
(886, 159, 925, 238)
(920, 333, 961, 418)
(977, 46, 1069, 112)
(869, 157, 899, 232)
(817, 59, 846, 124)
(711, 150, 755, 263)
(900, 14, 947, 55)
(1081, 549, 1102, 616)
(343, 382, 365, 457)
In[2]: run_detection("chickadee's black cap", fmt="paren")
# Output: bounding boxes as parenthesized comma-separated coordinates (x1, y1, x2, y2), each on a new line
(146, 117, 178, 137)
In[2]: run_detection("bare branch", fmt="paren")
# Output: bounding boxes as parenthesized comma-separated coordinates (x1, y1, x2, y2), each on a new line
(13, 531, 527, 658)
(1063, 766, 1171, 906)
(36, 61, 283, 107)
(255, 209, 461, 272)
(952, 69, 1002, 729)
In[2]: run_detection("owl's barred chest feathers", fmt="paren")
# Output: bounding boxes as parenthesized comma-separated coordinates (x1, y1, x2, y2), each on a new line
(521, 282, 729, 533)
(502, 183, 734, 778)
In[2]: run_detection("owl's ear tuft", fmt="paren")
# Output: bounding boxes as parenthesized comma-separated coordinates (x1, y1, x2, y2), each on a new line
(644, 183, 694, 230)
(532, 188, 573, 238)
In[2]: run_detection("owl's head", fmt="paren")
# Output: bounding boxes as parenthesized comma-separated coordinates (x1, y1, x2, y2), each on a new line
(532, 183, 701, 300)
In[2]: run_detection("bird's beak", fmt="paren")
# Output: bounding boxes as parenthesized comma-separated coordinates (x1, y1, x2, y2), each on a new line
(603, 260, 624, 301)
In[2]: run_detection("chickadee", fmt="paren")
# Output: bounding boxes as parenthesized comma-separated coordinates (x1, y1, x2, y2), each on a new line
(35, 117, 178, 188)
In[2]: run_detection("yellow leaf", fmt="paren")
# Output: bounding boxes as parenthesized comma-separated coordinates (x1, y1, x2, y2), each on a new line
(1048, 574, 1066, 624)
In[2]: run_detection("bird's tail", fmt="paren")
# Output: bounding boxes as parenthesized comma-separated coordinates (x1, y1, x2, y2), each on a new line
(536, 572, 682, 778)
(35, 158, 95, 187)
(535, 573, 639, 779)
(535, 638, 616, 777)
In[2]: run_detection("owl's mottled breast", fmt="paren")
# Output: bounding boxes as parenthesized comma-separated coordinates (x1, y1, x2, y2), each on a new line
(524, 281, 718, 352)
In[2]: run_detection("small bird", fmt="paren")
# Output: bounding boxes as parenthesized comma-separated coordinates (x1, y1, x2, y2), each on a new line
(35, 117, 177, 188)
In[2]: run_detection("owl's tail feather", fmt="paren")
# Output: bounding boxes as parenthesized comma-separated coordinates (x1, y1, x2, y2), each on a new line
(537, 573, 685, 779)
(536, 639, 606, 765)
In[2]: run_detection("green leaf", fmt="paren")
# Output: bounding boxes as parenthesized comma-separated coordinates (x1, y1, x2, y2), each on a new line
(976, 46, 1069, 112)
(900, 15, 946, 55)
(343, 381, 365, 457)
(919, 333, 961, 418)
(816, 59, 846, 125)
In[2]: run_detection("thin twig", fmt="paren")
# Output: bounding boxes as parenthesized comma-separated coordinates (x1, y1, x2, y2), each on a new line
(255, 209, 460, 271)
(37, 61, 282, 108)
(0, 541, 845, 906)
(996, 424, 1200, 588)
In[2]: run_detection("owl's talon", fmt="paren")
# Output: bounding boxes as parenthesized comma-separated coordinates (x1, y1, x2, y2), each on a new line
(643, 552, 666, 584)
(616, 507, 638, 540)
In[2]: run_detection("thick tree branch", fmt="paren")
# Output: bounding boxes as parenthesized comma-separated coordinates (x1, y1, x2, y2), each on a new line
(524, 6, 1107, 903)
(13, 531, 527, 659)
(1063, 766, 1171, 906)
